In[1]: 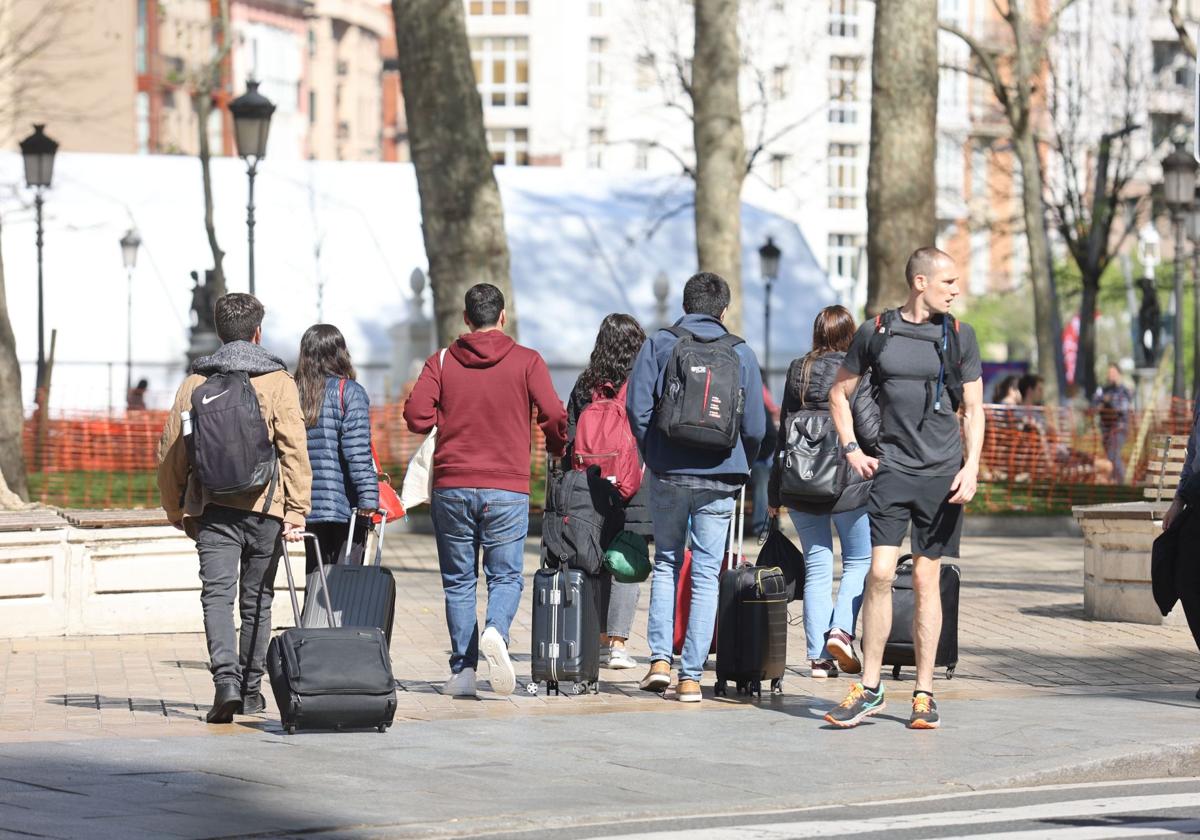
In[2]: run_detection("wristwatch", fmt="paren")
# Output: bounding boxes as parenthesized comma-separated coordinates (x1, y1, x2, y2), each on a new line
(842, 442, 860, 455)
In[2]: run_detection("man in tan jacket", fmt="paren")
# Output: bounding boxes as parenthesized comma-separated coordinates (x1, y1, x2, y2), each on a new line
(157, 293, 312, 723)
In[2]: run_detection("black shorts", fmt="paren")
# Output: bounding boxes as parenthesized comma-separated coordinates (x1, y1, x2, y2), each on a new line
(867, 467, 964, 559)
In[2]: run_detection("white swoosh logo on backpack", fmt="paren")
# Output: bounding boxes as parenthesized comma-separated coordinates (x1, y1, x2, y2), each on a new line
(201, 390, 229, 405)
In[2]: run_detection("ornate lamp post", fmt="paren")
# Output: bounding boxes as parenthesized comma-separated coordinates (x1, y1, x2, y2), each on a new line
(19, 124, 58, 393)
(120, 229, 142, 400)
(758, 237, 781, 388)
(228, 79, 276, 296)
(1188, 187, 1200, 399)
(653, 270, 670, 330)
(1161, 142, 1198, 399)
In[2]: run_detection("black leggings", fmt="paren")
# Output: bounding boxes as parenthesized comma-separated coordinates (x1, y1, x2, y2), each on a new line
(304, 518, 370, 575)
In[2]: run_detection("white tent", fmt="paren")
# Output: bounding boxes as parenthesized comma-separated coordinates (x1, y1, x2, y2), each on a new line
(0, 153, 834, 410)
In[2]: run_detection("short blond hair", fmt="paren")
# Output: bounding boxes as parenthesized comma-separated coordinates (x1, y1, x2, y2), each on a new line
(905, 247, 952, 287)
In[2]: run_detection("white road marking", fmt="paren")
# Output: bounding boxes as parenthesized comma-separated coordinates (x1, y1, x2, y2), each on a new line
(945, 818, 1200, 839)
(597, 794, 1200, 839)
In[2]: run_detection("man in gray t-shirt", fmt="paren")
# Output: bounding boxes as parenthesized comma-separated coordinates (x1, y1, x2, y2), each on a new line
(823, 247, 985, 732)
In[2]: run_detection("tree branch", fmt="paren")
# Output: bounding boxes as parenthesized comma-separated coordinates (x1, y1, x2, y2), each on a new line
(939, 20, 1011, 110)
(1170, 0, 1198, 61)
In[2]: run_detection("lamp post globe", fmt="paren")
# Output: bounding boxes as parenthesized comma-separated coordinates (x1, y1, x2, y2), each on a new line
(758, 236, 781, 282)
(120, 228, 142, 271)
(228, 79, 276, 296)
(653, 270, 670, 329)
(410, 267, 427, 297)
(20, 123, 58, 399)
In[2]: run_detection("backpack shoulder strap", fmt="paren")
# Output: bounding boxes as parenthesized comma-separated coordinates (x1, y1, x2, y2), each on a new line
(665, 326, 691, 340)
(718, 332, 745, 348)
(338, 378, 347, 416)
(866, 309, 895, 375)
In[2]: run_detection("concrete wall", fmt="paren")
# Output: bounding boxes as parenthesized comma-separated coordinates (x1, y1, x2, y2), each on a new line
(0, 526, 307, 637)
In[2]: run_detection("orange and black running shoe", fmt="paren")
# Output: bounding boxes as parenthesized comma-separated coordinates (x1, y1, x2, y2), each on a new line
(909, 691, 940, 730)
(823, 682, 885, 728)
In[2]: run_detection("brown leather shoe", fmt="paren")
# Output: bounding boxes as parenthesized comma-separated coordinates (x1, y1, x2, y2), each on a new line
(677, 679, 702, 703)
(639, 660, 671, 693)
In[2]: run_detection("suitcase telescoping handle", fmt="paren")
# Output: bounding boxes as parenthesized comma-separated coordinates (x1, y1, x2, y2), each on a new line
(278, 532, 339, 630)
(725, 484, 746, 570)
(345, 509, 390, 567)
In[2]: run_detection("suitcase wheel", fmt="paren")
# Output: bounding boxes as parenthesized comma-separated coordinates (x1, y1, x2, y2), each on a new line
(377, 723, 389, 733)
(770, 678, 783, 696)
(589, 681, 600, 695)
(525, 682, 539, 695)
(892, 664, 902, 680)
(571, 682, 589, 696)
(715, 680, 727, 697)
(285, 725, 296, 735)
(946, 665, 956, 680)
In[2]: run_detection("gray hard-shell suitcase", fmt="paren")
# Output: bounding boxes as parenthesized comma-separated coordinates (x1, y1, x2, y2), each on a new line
(527, 565, 601, 696)
(883, 554, 960, 680)
(301, 511, 396, 644)
(267, 533, 397, 734)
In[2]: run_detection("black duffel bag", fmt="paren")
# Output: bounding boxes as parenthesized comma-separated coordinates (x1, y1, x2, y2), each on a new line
(541, 465, 623, 575)
(755, 516, 805, 602)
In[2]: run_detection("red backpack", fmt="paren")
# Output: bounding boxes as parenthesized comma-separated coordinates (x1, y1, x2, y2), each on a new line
(572, 381, 643, 501)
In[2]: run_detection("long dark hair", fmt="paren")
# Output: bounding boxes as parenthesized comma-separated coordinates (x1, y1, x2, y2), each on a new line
(577, 314, 647, 397)
(296, 324, 357, 428)
(798, 305, 857, 406)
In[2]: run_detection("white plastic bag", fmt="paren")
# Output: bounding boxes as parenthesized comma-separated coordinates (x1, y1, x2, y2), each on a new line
(400, 349, 446, 511)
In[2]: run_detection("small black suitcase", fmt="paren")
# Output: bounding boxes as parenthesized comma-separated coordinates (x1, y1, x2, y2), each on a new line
(301, 511, 396, 644)
(267, 533, 397, 734)
(883, 555, 960, 680)
(714, 490, 788, 698)
(526, 565, 601, 696)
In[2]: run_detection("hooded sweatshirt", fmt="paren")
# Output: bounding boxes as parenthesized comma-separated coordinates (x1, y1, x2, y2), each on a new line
(403, 330, 568, 494)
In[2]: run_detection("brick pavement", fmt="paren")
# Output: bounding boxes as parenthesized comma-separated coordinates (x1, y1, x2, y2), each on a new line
(0, 528, 1196, 743)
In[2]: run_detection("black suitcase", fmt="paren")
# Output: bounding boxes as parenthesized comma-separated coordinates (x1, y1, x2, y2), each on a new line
(301, 511, 396, 644)
(267, 533, 397, 734)
(883, 555, 960, 680)
(526, 565, 601, 696)
(714, 490, 788, 698)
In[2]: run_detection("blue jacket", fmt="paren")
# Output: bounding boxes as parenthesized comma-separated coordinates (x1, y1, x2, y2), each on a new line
(626, 313, 766, 479)
(306, 376, 378, 523)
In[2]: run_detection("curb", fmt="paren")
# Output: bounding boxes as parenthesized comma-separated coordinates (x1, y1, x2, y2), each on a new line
(962, 514, 1081, 538)
(975, 740, 1200, 788)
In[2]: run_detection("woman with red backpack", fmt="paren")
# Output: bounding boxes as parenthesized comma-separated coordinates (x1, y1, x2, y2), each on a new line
(563, 314, 651, 670)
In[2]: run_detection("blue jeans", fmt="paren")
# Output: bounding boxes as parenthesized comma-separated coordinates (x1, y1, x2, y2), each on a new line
(431, 488, 529, 674)
(788, 506, 872, 660)
(646, 474, 736, 682)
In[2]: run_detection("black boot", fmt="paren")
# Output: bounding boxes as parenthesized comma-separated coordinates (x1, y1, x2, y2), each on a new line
(241, 691, 266, 715)
(206, 683, 242, 724)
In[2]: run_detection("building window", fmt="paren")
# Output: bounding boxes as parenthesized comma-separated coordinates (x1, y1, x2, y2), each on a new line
(588, 128, 605, 168)
(936, 138, 963, 196)
(136, 0, 148, 75)
(589, 0, 603, 16)
(308, 28, 317, 59)
(769, 153, 788, 189)
(470, 36, 530, 107)
(488, 127, 529, 165)
(828, 143, 859, 209)
(635, 141, 650, 170)
(828, 234, 859, 284)
(589, 38, 606, 110)
(136, 91, 150, 154)
(469, 0, 530, 14)
(636, 53, 656, 92)
(770, 65, 788, 100)
(828, 56, 857, 123)
(828, 0, 858, 38)
(309, 90, 316, 125)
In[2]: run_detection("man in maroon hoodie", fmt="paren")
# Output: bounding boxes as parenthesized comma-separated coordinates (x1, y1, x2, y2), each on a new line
(404, 283, 568, 698)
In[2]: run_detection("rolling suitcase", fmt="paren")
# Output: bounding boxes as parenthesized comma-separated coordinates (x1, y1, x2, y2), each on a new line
(673, 489, 748, 657)
(301, 511, 397, 644)
(526, 564, 601, 696)
(714, 489, 788, 698)
(267, 533, 397, 734)
(883, 554, 960, 680)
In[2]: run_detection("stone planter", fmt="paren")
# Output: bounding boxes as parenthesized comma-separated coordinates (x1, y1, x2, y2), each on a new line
(1072, 502, 1186, 626)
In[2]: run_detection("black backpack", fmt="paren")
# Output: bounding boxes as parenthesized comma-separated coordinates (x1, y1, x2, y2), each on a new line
(541, 466, 623, 576)
(779, 408, 846, 506)
(866, 310, 964, 413)
(654, 326, 746, 451)
(186, 371, 278, 500)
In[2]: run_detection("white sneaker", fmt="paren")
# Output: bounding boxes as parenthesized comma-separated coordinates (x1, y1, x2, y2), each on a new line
(443, 668, 477, 697)
(607, 647, 637, 670)
(480, 626, 516, 696)
(599, 646, 612, 667)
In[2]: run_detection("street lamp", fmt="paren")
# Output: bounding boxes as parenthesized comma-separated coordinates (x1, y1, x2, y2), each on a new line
(758, 236, 782, 387)
(1162, 142, 1198, 399)
(653, 270, 670, 330)
(1189, 187, 1200, 399)
(119, 229, 141, 402)
(19, 124, 57, 394)
(228, 79, 276, 296)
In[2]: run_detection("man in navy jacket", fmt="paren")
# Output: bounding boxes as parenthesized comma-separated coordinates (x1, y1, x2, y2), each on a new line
(626, 272, 765, 702)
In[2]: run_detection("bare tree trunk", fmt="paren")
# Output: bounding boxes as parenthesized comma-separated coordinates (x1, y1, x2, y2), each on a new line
(0, 219, 29, 501)
(692, 0, 746, 334)
(1076, 276, 1099, 396)
(391, 0, 515, 345)
(1012, 130, 1061, 405)
(867, 0, 938, 316)
(195, 91, 227, 299)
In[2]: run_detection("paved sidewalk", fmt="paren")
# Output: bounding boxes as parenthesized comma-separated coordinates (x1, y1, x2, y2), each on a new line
(1, 529, 1196, 742)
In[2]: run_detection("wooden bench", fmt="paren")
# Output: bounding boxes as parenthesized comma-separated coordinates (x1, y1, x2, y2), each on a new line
(1072, 434, 1190, 625)
(57, 509, 170, 529)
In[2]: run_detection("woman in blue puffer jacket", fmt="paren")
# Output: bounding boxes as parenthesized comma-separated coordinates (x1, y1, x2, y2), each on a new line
(295, 324, 378, 573)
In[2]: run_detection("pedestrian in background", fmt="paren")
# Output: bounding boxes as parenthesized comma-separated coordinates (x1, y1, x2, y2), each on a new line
(295, 324, 378, 572)
(1092, 364, 1133, 485)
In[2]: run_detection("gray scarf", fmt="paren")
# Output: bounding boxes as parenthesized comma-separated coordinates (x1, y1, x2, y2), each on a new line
(191, 340, 286, 376)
